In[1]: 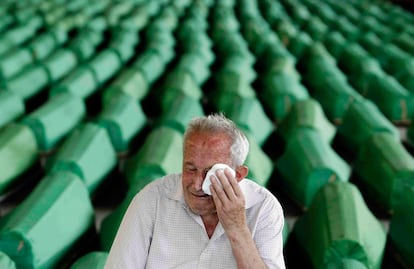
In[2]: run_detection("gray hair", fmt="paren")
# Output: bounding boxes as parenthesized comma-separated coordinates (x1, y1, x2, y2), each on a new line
(184, 113, 249, 166)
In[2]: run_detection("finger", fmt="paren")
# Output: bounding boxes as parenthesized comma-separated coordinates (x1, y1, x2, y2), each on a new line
(215, 170, 237, 200)
(224, 168, 243, 197)
(210, 174, 226, 198)
(210, 176, 223, 207)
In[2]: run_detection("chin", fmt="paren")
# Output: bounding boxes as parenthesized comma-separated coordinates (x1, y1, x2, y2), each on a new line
(189, 198, 215, 214)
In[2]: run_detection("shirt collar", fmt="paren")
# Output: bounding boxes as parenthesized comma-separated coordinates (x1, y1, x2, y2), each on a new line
(169, 174, 186, 204)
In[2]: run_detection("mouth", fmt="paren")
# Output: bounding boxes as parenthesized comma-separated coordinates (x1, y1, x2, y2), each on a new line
(193, 192, 211, 199)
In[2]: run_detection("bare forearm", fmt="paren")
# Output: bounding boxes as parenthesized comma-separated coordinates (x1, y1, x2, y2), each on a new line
(227, 227, 267, 269)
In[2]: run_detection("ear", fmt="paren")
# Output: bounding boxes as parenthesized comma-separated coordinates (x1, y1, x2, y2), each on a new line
(235, 165, 249, 182)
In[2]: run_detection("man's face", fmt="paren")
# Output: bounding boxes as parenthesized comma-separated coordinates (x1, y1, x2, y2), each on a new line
(182, 131, 232, 217)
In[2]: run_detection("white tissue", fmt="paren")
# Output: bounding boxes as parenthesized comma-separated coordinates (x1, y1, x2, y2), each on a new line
(202, 163, 236, 195)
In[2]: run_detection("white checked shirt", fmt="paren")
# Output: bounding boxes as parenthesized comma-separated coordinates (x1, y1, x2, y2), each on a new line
(104, 173, 286, 269)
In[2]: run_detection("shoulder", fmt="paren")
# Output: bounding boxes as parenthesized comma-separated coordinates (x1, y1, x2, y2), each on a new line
(132, 173, 182, 201)
(243, 179, 285, 235)
(242, 179, 283, 213)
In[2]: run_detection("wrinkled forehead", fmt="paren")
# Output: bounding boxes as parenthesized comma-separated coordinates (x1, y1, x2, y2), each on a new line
(183, 132, 232, 164)
(184, 131, 232, 151)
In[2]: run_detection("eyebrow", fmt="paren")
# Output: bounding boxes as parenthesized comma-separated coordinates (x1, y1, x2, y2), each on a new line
(184, 162, 213, 171)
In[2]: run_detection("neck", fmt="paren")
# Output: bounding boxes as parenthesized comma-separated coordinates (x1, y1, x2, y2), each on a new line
(202, 215, 219, 238)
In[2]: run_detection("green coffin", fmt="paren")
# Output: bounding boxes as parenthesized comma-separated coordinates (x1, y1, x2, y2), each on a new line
(218, 56, 257, 84)
(21, 92, 86, 151)
(306, 59, 346, 87)
(159, 69, 203, 111)
(0, 10, 12, 32)
(97, 93, 146, 152)
(0, 251, 16, 269)
(282, 218, 290, 246)
(303, 16, 328, 41)
(0, 16, 42, 54)
(354, 132, 414, 212)
(0, 91, 24, 128)
(178, 33, 214, 66)
(218, 96, 274, 146)
(213, 69, 257, 104)
(210, 13, 239, 42)
(157, 93, 204, 134)
(48, 123, 117, 194)
(125, 126, 183, 187)
(0, 123, 38, 195)
(212, 33, 255, 66)
(244, 134, 273, 187)
(276, 128, 350, 209)
(145, 31, 175, 63)
(332, 16, 360, 42)
(176, 53, 210, 85)
(392, 59, 414, 94)
(42, 49, 78, 83)
(6, 65, 49, 100)
(260, 71, 309, 123)
(291, 6, 311, 28)
(50, 66, 98, 99)
(312, 77, 362, 124)
(29, 28, 67, 61)
(406, 123, 414, 146)
(277, 98, 336, 144)
(389, 182, 414, 268)
(102, 69, 148, 103)
(360, 34, 409, 81)
(242, 20, 279, 59)
(358, 33, 388, 66)
(262, 54, 300, 82)
(117, 4, 150, 32)
(89, 49, 122, 86)
(323, 31, 347, 59)
(145, 11, 177, 34)
(288, 31, 313, 59)
(70, 251, 108, 269)
(0, 171, 94, 269)
(303, 45, 348, 91)
(338, 43, 376, 76)
(133, 51, 166, 87)
(354, 72, 414, 124)
(109, 36, 136, 64)
(294, 181, 386, 269)
(339, 43, 414, 123)
(69, 30, 103, 62)
(273, 20, 298, 49)
(0, 48, 33, 80)
(393, 33, 414, 56)
(337, 99, 399, 154)
(177, 21, 209, 45)
(326, 259, 368, 269)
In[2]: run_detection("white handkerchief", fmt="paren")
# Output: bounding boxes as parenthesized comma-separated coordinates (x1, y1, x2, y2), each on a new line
(202, 163, 236, 195)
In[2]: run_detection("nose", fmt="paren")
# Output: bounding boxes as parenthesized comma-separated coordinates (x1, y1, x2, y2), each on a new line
(194, 169, 208, 191)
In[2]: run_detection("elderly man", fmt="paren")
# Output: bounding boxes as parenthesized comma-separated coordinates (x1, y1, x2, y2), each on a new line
(105, 113, 286, 269)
